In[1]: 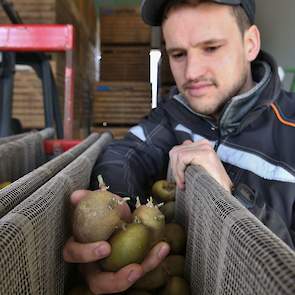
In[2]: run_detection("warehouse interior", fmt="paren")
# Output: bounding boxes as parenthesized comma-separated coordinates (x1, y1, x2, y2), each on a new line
(0, 0, 171, 140)
(1, 0, 294, 140)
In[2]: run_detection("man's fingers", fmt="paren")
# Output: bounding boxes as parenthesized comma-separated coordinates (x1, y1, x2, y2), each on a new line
(72, 242, 169, 294)
(63, 237, 111, 263)
(81, 263, 144, 294)
(169, 139, 215, 190)
(175, 153, 190, 189)
(169, 140, 194, 190)
(172, 139, 233, 191)
(82, 242, 170, 294)
(141, 242, 170, 274)
(171, 149, 191, 190)
(169, 147, 181, 189)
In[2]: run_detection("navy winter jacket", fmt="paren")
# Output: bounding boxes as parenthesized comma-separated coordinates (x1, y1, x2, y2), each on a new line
(91, 51, 295, 249)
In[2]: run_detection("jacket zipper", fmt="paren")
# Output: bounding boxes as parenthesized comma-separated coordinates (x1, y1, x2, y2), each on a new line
(208, 123, 221, 152)
(214, 129, 221, 152)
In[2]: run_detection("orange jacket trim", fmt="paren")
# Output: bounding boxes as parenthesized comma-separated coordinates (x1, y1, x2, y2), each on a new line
(271, 103, 295, 127)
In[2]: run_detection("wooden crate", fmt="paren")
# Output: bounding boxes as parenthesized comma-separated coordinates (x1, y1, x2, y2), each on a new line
(100, 46, 150, 82)
(83, 0, 97, 44)
(11, 68, 45, 129)
(0, 0, 55, 24)
(100, 7, 150, 45)
(0, 0, 97, 138)
(92, 81, 151, 126)
(0, 0, 55, 130)
(56, 0, 98, 138)
(59, 0, 97, 46)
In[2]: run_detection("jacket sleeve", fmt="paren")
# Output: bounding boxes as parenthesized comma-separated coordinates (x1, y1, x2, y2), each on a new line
(89, 105, 178, 207)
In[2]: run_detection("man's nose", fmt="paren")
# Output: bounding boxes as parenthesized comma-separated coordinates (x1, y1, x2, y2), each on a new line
(185, 52, 206, 81)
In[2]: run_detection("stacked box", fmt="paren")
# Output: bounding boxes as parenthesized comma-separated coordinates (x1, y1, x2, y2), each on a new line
(0, 0, 97, 138)
(12, 69, 45, 129)
(100, 8, 150, 44)
(95, 7, 152, 138)
(100, 46, 150, 81)
(55, 0, 97, 139)
(0, 0, 55, 24)
(0, 0, 56, 130)
(92, 81, 151, 138)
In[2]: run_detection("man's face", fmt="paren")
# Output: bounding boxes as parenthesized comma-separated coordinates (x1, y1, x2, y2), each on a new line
(162, 3, 257, 118)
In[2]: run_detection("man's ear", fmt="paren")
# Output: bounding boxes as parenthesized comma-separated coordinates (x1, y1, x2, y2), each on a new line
(244, 25, 261, 62)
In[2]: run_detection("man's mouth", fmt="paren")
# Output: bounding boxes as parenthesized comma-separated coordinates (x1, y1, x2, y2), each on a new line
(185, 82, 215, 96)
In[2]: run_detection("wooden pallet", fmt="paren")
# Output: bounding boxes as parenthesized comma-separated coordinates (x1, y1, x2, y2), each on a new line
(100, 46, 150, 82)
(0, 0, 55, 24)
(93, 81, 151, 127)
(100, 8, 150, 45)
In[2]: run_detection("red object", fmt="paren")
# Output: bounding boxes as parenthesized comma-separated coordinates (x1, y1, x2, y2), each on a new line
(0, 24, 75, 139)
(43, 139, 81, 155)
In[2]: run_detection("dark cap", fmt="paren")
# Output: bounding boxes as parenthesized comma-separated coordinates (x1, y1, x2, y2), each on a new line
(141, 0, 256, 26)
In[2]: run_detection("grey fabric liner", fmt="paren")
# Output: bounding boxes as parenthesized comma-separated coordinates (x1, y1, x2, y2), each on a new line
(0, 132, 29, 146)
(0, 132, 112, 295)
(0, 132, 108, 218)
(0, 128, 55, 182)
(2, 139, 293, 294)
(175, 165, 295, 295)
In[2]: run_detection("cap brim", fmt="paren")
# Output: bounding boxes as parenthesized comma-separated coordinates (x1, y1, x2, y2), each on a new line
(141, 0, 254, 26)
(141, 0, 168, 26)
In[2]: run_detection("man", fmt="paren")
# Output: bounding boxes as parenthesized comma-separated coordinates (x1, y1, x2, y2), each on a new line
(64, 0, 295, 293)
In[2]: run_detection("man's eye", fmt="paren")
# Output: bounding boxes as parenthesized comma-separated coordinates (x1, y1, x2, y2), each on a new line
(171, 52, 185, 59)
(205, 46, 221, 53)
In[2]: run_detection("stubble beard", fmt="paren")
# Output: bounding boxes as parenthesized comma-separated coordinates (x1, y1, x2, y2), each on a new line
(182, 69, 249, 118)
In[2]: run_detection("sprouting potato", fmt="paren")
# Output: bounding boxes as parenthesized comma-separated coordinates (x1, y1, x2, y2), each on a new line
(132, 197, 165, 245)
(152, 180, 176, 203)
(72, 175, 129, 243)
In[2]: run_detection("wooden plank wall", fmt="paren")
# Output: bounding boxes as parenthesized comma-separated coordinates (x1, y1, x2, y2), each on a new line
(93, 7, 152, 138)
(93, 81, 151, 122)
(12, 69, 45, 129)
(100, 46, 150, 81)
(55, 0, 97, 139)
(0, 0, 55, 24)
(0, 0, 56, 129)
(0, 0, 97, 138)
(100, 8, 150, 44)
(99, 7, 150, 81)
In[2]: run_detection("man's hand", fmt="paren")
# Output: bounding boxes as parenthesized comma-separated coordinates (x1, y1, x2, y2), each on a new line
(63, 190, 170, 294)
(169, 139, 233, 192)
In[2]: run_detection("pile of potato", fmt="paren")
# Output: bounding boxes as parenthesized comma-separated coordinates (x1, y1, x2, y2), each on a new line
(68, 176, 190, 295)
